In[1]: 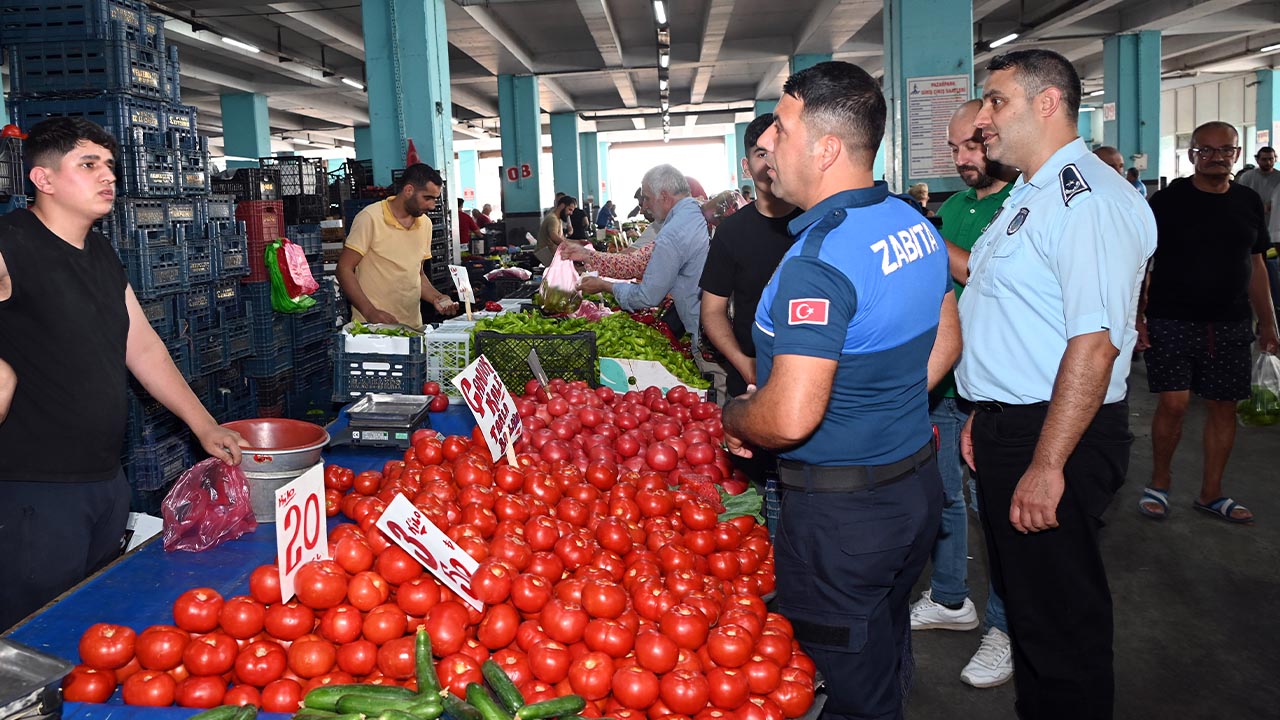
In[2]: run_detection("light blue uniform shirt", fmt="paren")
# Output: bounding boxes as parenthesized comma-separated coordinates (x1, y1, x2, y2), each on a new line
(956, 138, 1157, 405)
(612, 196, 709, 348)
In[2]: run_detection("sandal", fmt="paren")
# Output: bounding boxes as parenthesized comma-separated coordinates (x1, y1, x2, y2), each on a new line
(1137, 486, 1169, 520)
(1193, 497, 1254, 525)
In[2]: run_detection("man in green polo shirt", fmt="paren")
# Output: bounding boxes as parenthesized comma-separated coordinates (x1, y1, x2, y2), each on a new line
(909, 98, 1019, 689)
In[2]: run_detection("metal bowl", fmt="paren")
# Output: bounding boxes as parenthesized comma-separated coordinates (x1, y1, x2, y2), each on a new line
(222, 418, 329, 474)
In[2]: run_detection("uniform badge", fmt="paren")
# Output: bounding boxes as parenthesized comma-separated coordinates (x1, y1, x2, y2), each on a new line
(981, 207, 1004, 234)
(1006, 207, 1030, 235)
(1060, 163, 1091, 206)
(788, 298, 829, 326)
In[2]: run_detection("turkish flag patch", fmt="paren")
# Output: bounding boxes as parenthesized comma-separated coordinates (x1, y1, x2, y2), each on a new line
(788, 298, 830, 325)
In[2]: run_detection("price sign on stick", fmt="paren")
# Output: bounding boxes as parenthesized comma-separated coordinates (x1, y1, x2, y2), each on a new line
(527, 348, 550, 388)
(377, 494, 482, 610)
(452, 354, 524, 463)
(448, 265, 475, 305)
(275, 463, 328, 602)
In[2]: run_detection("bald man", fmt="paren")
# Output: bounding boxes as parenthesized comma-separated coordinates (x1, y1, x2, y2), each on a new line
(1093, 145, 1125, 174)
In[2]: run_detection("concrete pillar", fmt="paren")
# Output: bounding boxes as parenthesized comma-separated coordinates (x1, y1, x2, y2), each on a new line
(457, 149, 478, 210)
(550, 112, 581, 199)
(1255, 69, 1280, 149)
(753, 99, 777, 116)
(732, 121, 751, 190)
(724, 132, 738, 191)
(882, 0, 973, 194)
(579, 132, 600, 206)
(498, 74, 543, 216)
(219, 93, 271, 169)
(598, 140, 611, 203)
(1103, 31, 1160, 181)
(790, 53, 831, 75)
(354, 126, 372, 161)
(362, 0, 455, 185)
(1078, 111, 1094, 146)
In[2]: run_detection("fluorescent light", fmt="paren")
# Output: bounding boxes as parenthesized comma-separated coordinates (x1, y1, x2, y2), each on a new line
(659, 78, 669, 91)
(1088, 89, 1104, 97)
(661, 100, 669, 111)
(1261, 43, 1280, 53)
(654, 1, 667, 25)
(341, 77, 364, 90)
(1080, 107, 1096, 112)
(990, 33, 1018, 49)
(221, 36, 260, 53)
(659, 51, 670, 69)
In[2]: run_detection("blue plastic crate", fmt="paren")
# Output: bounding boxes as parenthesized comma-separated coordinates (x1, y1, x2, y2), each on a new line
(0, 194, 28, 217)
(287, 304, 330, 347)
(215, 232, 249, 278)
(291, 338, 331, 387)
(164, 105, 199, 144)
(212, 279, 242, 317)
(102, 197, 197, 249)
(224, 317, 252, 362)
(0, 137, 23, 198)
(342, 198, 377, 233)
(213, 381, 255, 423)
(177, 147, 209, 196)
(118, 242, 183, 298)
(194, 328, 227, 374)
(242, 281, 273, 316)
(251, 371, 293, 410)
(0, 0, 163, 46)
(117, 143, 177, 197)
(285, 224, 323, 256)
(287, 372, 336, 425)
(126, 435, 190, 491)
(202, 194, 236, 223)
(6, 37, 167, 98)
(162, 43, 179, 102)
(10, 92, 168, 147)
(244, 334, 293, 376)
(126, 384, 183, 444)
(333, 345, 426, 402)
(137, 295, 175, 339)
(283, 195, 326, 226)
(184, 238, 214, 285)
(166, 336, 194, 380)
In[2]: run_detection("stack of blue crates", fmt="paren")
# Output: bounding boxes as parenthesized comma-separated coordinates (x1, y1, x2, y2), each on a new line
(0, 0, 256, 511)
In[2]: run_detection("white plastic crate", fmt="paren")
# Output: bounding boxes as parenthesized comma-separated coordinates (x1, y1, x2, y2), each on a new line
(424, 330, 473, 400)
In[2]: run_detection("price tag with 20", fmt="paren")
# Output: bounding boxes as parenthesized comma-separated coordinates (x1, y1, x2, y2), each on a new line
(275, 463, 329, 602)
(376, 494, 482, 610)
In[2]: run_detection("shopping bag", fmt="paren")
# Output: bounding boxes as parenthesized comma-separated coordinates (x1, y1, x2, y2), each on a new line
(161, 458, 258, 552)
(1238, 352, 1280, 427)
(537, 244, 583, 315)
(277, 237, 319, 297)
(266, 239, 317, 313)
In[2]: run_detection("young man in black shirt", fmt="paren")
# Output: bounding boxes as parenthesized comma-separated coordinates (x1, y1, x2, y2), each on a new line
(0, 118, 247, 630)
(1138, 121, 1279, 524)
(699, 113, 801, 397)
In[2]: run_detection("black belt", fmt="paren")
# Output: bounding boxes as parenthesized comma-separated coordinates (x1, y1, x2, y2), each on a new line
(777, 441, 936, 493)
(962, 400, 1049, 414)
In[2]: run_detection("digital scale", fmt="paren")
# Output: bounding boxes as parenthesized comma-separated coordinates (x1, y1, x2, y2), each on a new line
(329, 394, 434, 449)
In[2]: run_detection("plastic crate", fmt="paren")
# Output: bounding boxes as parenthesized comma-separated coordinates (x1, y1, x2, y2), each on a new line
(194, 329, 227, 374)
(0, 194, 28, 217)
(252, 371, 293, 409)
(333, 347, 426, 402)
(247, 308, 289, 356)
(0, 137, 23, 198)
(212, 368, 254, 423)
(212, 279, 242, 317)
(342, 198, 378, 233)
(292, 338, 331, 387)
(286, 224, 323, 256)
(163, 103, 197, 137)
(0, 0, 163, 45)
(126, 435, 190, 491)
(488, 275, 528, 300)
(10, 92, 167, 147)
(177, 147, 209, 196)
(6, 37, 167, 98)
(236, 200, 283, 283)
(474, 330, 599, 393)
(203, 194, 236, 222)
(178, 282, 212, 318)
(117, 142, 177, 197)
(282, 194, 326, 226)
(162, 44, 180, 102)
(127, 384, 183, 443)
(259, 156, 326, 196)
(215, 232, 250, 278)
(179, 239, 214, 288)
(224, 317, 252, 362)
(166, 336, 193, 380)
(420, 330, 472, 399)
(213, 168, 281, 202)
(287, 305, 330, 347)
(138, 295, 175, 339)
(118, 242, 184, 298)
(287, 372, 336, 424)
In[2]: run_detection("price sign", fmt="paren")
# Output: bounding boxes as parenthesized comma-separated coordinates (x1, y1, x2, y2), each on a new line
(448, 265, 475, 304)
(463, 187, 476, 201)
(526, 348, 550, 387)
(451, 354, 523, 462)
(376, 494, 482, 610)
(275, 463, 328, 602)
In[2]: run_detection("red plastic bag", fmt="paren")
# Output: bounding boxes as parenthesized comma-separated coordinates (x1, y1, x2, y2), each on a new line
(161, 458, 258, 552)
(276, 238, 319, 297)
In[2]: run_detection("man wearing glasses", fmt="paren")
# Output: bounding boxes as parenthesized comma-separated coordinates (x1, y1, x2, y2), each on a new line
(1137, 122, 1279, 524)
(337, 163, 458, 330)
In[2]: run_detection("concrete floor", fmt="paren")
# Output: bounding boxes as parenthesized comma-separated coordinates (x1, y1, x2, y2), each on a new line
(905, 362, 1280, 719)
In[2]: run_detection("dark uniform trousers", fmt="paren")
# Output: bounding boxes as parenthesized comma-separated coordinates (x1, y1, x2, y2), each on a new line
(774, 458, 943, 720)
(972, 401, 1131, 720)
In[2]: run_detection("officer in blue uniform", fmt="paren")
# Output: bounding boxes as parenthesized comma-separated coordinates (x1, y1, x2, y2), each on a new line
(957, 50, 1156, 720)
(722, 62, 961, 720)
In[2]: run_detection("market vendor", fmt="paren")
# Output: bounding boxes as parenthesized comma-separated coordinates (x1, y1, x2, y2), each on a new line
(534, 195, 578, 265)
(0, 118, 247, 631)
(578, 165, 710, 348)
(337, 163, 459, 330)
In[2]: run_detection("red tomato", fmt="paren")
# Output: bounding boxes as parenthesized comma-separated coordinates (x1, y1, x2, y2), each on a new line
(249, 565, 283, 605)
(769, 680, 816, 719)
(754, 631, 793, 667)
(121, 670, 176, 706)
(218, 596, 266, 639)
(528, 640, 572, 684)
(318, 605, 364, 645)
(287, 637, 337, 679)
(423, 381, 442, 396)
(173, 588, 224, 634)
(175, 675, 227, 708)
(706, 667, 750, 710)
(336, 639, 378, 676)
(580, 580, 627, 619)
(490, 535, 533, 571)
(235, 641, 288, 688)
(635, 631, 679, 674)
(223, 684, 261, 707)
(611, 665, 660, 710)
(707, 625, 753, 668)
(260, 678, 303, 713)
(510, 573, 553, 614)
(362, 605, 408, 646)
(425, 602, 469, 656)
(333, 535, 376, 574)
(78, 623, 137, 670)
(263, 601, 315, 641)
(680, 501, 718, 531)
(376, 636, 418, 680)
(567, 651, 615, 701)
(645, 443, 679, 472)
(540, 598, 590, 645)
(113, 657, 141, 684)
(347, 570, 392, 611)
(471, 560, 515, 604)
(182, 632, 237, 676)
(584, 618, 635, 658)
(397, 577, 443, 616)
(62, 665, 117, 703)
(659, 669, 710, 715)
(743, 656, 782, 694)
(295, 560, 350, 610)
(660, 604, 711, 650)
(477, 603, 520, 650)
(135, 626, 190, 671)
(437, 652, 483, 697)
(375, 546, 422, 585)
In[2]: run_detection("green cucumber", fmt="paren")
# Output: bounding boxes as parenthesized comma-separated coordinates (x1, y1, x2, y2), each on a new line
(231, 706, 258, 720)
(303, 685, 416, 712)
(441, 693, 483, 720)
(187, 706, 242, 720)
(464, 683, 512, 720)
(336, 696, 441, 717)
(513, 696, 587, 720)
(294, 712, 364, 720)
(416, 628, 444, 698)
(480, 659, 525, 713)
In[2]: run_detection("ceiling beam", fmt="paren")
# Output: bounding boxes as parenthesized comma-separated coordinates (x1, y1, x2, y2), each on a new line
(265, 2, 365, 60)
(1121, 0, 1255, 32)
(755, 61, 789, 100)
(574, 0, 638, 108)
(455, 5, 574, 110)
(689, 0, 735, 105)
(973, 0, 1014, 22)
(975, 0, 1127, 64)
(794, 0, 880, 56)
(163, 19, 342, 88)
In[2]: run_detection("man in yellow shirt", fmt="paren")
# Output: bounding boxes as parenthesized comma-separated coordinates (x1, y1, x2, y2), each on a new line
(337, 164, 458, 329)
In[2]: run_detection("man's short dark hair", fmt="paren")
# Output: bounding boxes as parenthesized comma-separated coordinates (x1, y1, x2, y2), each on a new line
(987, 49, 1081, 124)
(1191, 121, 1237, 146)
(23, 117, 118, 170)
(782, 61, 885, 161)
(556, 195, 577, 210)
(1257, 146, 1276, 157)
(744, 113, 774, 150)
(398, 163, 443, 192)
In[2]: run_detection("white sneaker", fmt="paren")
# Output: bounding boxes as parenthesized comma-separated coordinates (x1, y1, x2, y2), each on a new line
(960, 627, 1014, 688)
(910, 589, 980, 631)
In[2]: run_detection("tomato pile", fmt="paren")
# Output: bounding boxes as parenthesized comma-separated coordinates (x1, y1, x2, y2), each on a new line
(67, 380, 817, 720)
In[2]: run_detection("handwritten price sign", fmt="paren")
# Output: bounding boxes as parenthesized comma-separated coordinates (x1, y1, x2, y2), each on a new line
(448, 265, 476, 305)
(376, 494, 482, 610)
(275, 463, 328, 602)
(451, 354, 523, 463)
